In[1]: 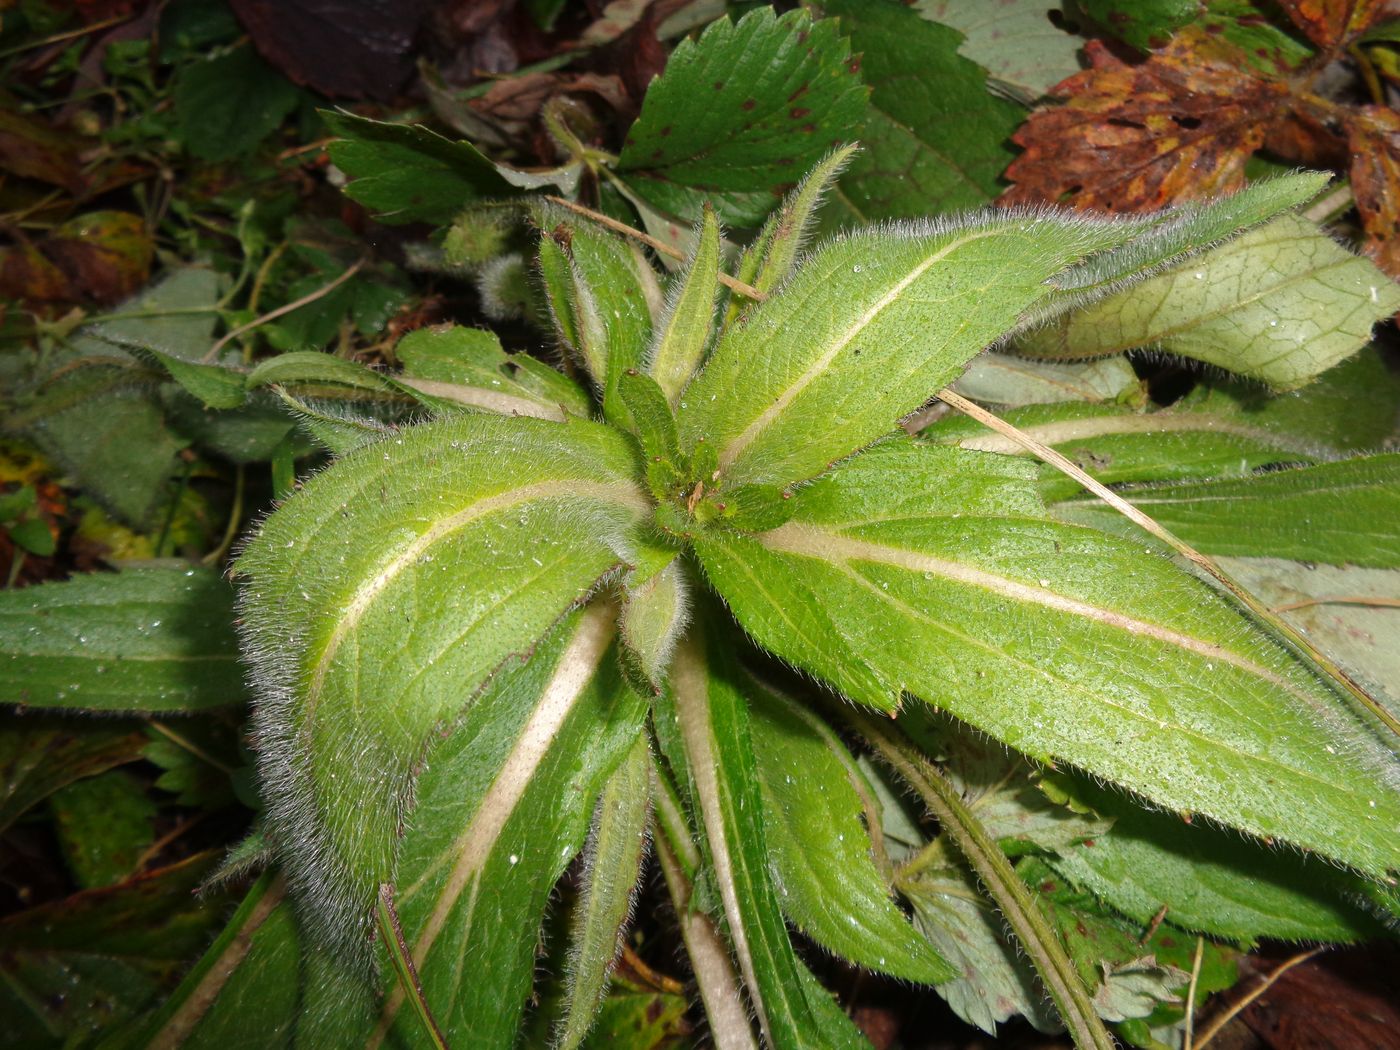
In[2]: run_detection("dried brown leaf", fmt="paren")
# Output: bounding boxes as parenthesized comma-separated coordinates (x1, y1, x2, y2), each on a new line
(1001, 34, 1287, 212)
(1348, 104, 1400, 278)
(1274, 0, 1393, 49)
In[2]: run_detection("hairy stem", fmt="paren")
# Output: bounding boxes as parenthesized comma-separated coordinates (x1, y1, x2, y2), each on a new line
(848, 708, 1115, 1050)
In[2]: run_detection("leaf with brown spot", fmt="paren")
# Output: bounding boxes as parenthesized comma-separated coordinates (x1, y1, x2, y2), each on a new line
(1275, 0, 1391, 48)
(1349, 104, 1400, 278)
(1001, 33, 1287, 212)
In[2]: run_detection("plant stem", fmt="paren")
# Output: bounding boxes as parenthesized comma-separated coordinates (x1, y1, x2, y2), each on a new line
(1190, 947, 1323, 1050)
(848, 707, 1116, 1050)
(202, 257, 365, 363)
(936, 387, 1400, 742)
(376, 883, 450, 1050)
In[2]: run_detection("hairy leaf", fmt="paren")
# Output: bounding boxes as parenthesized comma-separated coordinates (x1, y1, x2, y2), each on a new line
(235, 415, 648, 954)
(617, 8, 868, 226)
(666, 628, 869, 1049)
(556, 734, 652, 1050)
(678, 211, 1138, 491)
(696, 440, 1400, 876)
(0, 567, 247, 713)
(1053, 455, 1400, 567)
(369, 608, 649, 1048)
(953, 352, 1140, 406)
(1020, 213, 1400, 388)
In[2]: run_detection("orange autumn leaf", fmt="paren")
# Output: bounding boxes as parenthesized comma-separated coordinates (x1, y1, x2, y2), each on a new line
(1001, 35, 1288, 213)
(1349, 104, 1400, 276)
(1274, 0, 1392, 49)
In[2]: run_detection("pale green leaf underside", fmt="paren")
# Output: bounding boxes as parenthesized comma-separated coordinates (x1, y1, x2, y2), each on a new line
(952, 351, 1140, 407)
(697, 440, 1400, 877)
(679, 213, 1138, 490)
(748, 682, 955, 984)
(1020, 213, 1400, 389)
(235, 415, 648, 949)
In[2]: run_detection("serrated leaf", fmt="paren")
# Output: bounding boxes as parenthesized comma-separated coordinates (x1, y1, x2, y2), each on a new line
(234, 414, 649, 956)
(49, 768, 157, 889)
(174, 45, 299, 162)
(91, 266, 225, 359)
(665, 626, 869, 1050)
(914, 0, 1087, 102)
(818, 0, 1023, 224)
(556, 734, 652, 1050)
(0, 567, 247, 713)
(747, 681, 956, 984)
(1021, 212, 1400, 388)
(323, 111, 518, 226)
(396, 323, 592, 420)
(617, 8, 868, 227)
(1049, 778, 1384, 944)
(678, 212, 1138, 491)
(695, 439, 1400, 877)
(1053, 455, 1400, 567)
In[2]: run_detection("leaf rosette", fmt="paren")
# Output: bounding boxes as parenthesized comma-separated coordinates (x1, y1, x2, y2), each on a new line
(235, 158, 1400, 1048)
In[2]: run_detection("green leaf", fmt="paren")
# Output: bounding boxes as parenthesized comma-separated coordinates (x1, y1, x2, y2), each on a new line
(1049, 779, 1384, 944)
(818, 0, 1023, 224)
(617, 369, 684, 497)
(556, 734, 652, 1050)
(1078, 0, 1203, 51)
(647, 205, 720, 403)
(695, 439, 1400, 877)
(532, 203, 661, 414)
(323, 111, 518, 226)
(617, 8, 869, 227)
(734, 144, 859, 314)
(0, 716, 147, 833)
(620, 557, 690, 689)
(747, 681, 955, 984)
(173, 45, 300, 162)
(396, 323, 593, 420)
(1053, 455, 1400, 568)
(112, 872, 301, 1050)
(29, 380, 186, 527)
(368, 607, 648, 1047)
(678, 212, 1138, 491)
(666, 627, 870, 1050)
(920, 399, 1327, 503)
(244, 349, 396, 394)
(234, 414, 649, 955)
(953, 352, 1141, 407)
(9, 516, 55, 556)
(0, 854, 230, 1049)
(48, 768, 157, 888)
(91, 267, 225, 359)
(141, 349, 248, 409)
(914, 0, 1086, 102)
(0, 567, 247, 713)
(1022, 213, 1400, 389)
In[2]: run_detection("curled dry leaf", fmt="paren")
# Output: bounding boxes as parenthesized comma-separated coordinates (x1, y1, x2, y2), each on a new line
(1274, 0, 1391, 49)
(1349, 105, 1400, 278)
(1001, 35, 1286, 212)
